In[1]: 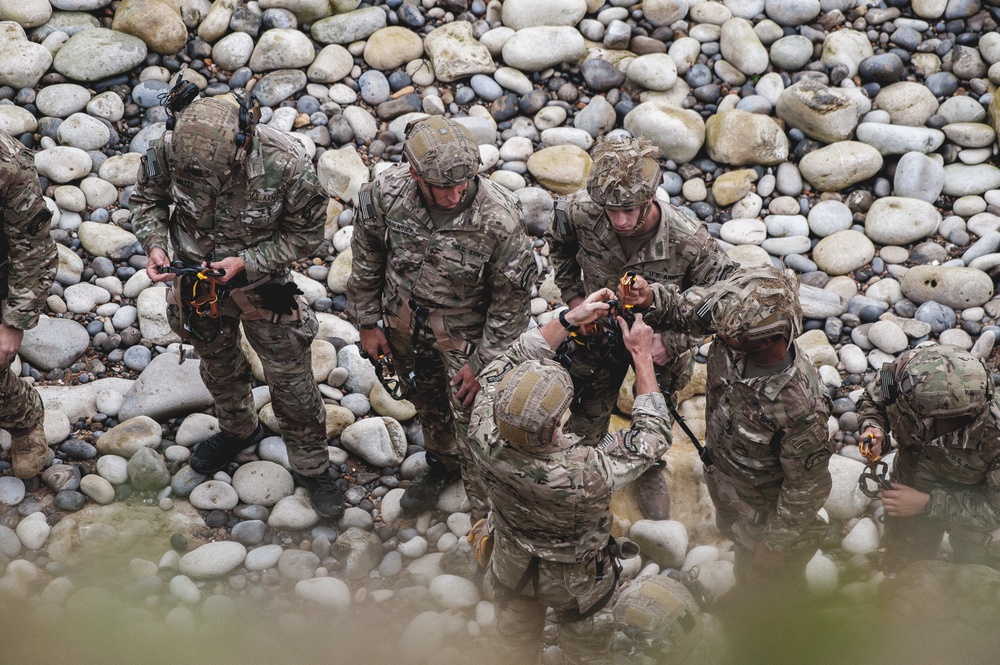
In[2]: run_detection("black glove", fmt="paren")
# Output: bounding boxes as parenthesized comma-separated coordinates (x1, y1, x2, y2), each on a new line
(255, 282, 304, 317)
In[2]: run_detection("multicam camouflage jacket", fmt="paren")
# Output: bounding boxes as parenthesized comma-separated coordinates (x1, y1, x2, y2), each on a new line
(130, 126, 327, 283)
(706, 340, 833, 551)
(858, 368, 1000, 533)
(548, 189, 732, 360)
(347, 163, 535, 373)
(0, 130, 56, 331)
(469, 328, 672, 563)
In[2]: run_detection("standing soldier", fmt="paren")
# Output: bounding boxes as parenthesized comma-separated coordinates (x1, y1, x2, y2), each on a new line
(347, 116, 534, 516)
(131, 90, 344, 518)
(857, 345, 1000, 573)
(547, 136, 732, 520)
(0, 130, 57, 478)
(694, 266, 832, 587)
(468, 290, 672, 665)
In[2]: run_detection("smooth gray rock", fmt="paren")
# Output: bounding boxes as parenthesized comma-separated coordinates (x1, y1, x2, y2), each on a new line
(119, 353, 214, 422)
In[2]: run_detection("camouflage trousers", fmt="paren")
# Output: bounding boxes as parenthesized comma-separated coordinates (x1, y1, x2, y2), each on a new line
(0, 365, 45, 431)
(385, 324, 486, 516)
(566, 339, 693, 447)
(168, 297, 328, 475)
(487, 534, 617, 665)
(705, 465, 825, 588)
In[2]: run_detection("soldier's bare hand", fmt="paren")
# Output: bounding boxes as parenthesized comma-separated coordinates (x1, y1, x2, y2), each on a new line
(565, 288, 615, 328)
(617, 274, 653, 309)
(620, 313, 654, 357)
(147, 247, 174, 283)
(451, 363, 481, 409)
(0, 323, 24, 368)
(651, 335, 669, 366)
(882, 483, 931, 517)
(860, 426, 885, 459)
(208, 256, 245, 284)
(752, 541, 786, 570)
(360, 327, 391, 360)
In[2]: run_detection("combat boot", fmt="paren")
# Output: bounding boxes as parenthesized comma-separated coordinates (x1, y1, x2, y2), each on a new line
(637, 462, 671, 520)
(400, 451, 461, 514)
(10, 426, 49, 479)
(191, 424, 266, 475)
(293, 468, 345, 519)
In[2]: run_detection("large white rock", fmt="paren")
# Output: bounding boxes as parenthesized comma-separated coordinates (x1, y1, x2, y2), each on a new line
(805, 551, 838, 598)
(798, 142, 883, 192)
(340, 417, 407, 468)
(864, 197, 941, 246)
(317, 146, 369, 203)
(704, 109, 787, 166)
(624, 101, 705, 163)
(821, 28, 873, 78)
(268, 494, 320, 530)
(34, 147, 92, 184)
(249, 28, 318, 71)
(501, 0, 586, 30)
(900, 265, 995, 308)
(811, 230, 875, 276)
(775, 80, 858, 143)
(178, 541, 247, 578)
(78, 221, 139, 259)
(428, 574, 481, 609)
(52, 28, 147, 82)
(16, 512, 50, 551)
(118, 353, 214, 422)
(822, 455, 872, 521)
(629, 520, 688, 569)
(307, 44, 354, 83)
(855, 123, 945, 155)
(0, 24, 52, 88)
(295, 577, 352, 609)
(501, 26, 585, 73)
(311, 7, 387, 45)
(841, 517, 880, 555)
(232, 460, 294, 506)
(720, 17, 768, 75)
(874, 82, 939, 126)
(95, 415, 162, 458)
(20, 317, 89, 370)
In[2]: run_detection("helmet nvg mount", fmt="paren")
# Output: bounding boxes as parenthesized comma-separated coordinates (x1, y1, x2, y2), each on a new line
(587, 136, 662, 210)
(403, 116, 481, 186)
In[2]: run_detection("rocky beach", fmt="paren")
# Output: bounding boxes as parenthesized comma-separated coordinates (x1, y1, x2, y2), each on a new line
(2, 0, 1000, 662)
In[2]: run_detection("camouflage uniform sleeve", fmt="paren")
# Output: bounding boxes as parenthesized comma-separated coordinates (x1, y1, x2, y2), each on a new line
(546, 199, 586, 304)
(346, 180, 387, 328)
(763, 397, 833, 551)
(685, 224, 733, 286)
(129, 139, 172, 255)
(643, 282, 714, 335)
(1, 149, 56, 330)
(470, 222, 535, 374)
(598, 392, 673, 491)
(239, 147, 326, 282)
(476, 328, 552, 386)
(925, 457, 1000, 531)
(856, 374, 890, 435)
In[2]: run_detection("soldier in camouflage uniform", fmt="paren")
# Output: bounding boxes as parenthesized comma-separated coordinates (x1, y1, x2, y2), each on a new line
(547, 136, 732, 520)
(692, 266, 833, 586)
(130, 93, 344, 517)
(0, 130, 57, 479)
(468, 289, 672, 665)
(857, 345, 1000, 573)
(348, 116, 534, 516)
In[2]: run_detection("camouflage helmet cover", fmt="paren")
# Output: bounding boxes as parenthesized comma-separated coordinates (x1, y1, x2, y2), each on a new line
(705, 265, 803, 343)
(494, 359, 574, 453)
(894, 345, 992, 420)
(587, 136, 662, 209)
(613, 575, 703, 664)
(170, 96, 241, 176)
(403, 116, 481, 186)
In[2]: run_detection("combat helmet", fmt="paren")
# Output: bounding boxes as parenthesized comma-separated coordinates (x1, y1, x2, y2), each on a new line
(613, 575, 703, 665)
(403, 116, 481, 186)
(892, 345, 993, 421)
(587, 136, 662, 209)
(169, 96, 243, 177)
(703, 265, 803, 344)
(493, 359, 574, 453)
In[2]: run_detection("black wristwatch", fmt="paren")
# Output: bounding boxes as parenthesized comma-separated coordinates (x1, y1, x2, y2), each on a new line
(559, 309, 579, 332)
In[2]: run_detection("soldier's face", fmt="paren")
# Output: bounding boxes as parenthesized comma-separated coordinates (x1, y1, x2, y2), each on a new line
(606, 206, 644, 234)
(413, 173, 469, 211)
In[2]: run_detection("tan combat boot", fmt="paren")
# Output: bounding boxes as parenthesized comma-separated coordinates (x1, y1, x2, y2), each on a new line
(10, 426, 49, 479)
(637, 463, 671, 520)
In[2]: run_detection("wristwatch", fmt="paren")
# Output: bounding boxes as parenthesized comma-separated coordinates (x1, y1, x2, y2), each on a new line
(558, 309, 579, 333)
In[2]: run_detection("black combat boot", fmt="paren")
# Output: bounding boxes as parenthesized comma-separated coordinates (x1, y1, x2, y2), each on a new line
(190, 424, 267, 475)
(400, 451, 462, 514)
(294, 468, 346, 519)
(637, 461, 671, 520)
